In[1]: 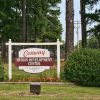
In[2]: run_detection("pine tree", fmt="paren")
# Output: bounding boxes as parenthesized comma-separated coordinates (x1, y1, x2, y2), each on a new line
(0, 0, 62, 58)
(80, 0, 87, 48)
(80, 0, 100, 48)
(65, 0, 74, 59)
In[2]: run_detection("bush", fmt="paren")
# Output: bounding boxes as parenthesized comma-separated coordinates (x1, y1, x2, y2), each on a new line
(63, 49, 100, 87)
(0, 59, 4, 81)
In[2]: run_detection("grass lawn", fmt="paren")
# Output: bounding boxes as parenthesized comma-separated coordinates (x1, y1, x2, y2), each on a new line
(3, 63, 63, 82)
(0, 84, 100, 100)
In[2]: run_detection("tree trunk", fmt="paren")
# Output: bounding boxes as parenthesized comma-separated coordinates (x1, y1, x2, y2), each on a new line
(26, 0, 29, 42)
(80, 0, 87, 48)
(65, 0, 74, 60)
(22, 0, 26, 42)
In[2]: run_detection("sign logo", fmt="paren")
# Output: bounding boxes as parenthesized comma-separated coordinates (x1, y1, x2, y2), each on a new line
(15, 48, 54, 73)
(19, 48, 50, 57)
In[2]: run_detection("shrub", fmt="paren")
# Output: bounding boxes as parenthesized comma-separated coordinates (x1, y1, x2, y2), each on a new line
(63, 49, 100, 86)
(0, 59, 4, 81)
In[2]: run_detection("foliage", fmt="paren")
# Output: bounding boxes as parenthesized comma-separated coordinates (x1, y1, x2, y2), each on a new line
(87, 24, 100, 48)
(80, 0, 100, 48)
(85, 0, 100, 7)
(0, 0, 62, 58)
(63, 49, 100, 86)
(87, 36, 99, 49)
(84, 0, 100, 48)
(0, 0, 62, 42)
(0, 59, 4, 81)
(75, 36, 99, 49)
(0, 0, 21, 42)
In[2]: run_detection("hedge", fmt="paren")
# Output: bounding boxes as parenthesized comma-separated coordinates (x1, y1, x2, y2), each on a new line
(63, 49, 100, 87)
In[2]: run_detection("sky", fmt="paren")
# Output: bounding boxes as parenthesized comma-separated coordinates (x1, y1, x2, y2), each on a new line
(59, 0, 81, 45)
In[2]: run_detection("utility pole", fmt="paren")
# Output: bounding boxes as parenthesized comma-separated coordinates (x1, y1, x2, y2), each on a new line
(65, 0, 74, 60)
(74, 21, 81, 49)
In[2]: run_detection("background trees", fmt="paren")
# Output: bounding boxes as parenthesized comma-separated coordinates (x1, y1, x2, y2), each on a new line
(80, 0, 100, 48)
(0, 0, 62, 58)
(0, 0, 62, 42)
(23, 0, 62, 42)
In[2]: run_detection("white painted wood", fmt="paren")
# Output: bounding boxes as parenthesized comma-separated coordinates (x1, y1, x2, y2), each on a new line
(6, 42, 63, 46)
(8, 39, 12, 80)
(57, 39, 61, 79)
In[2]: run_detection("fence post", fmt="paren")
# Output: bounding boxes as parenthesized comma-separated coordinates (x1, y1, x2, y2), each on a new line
(57, 39, 61, 79)
(8, 39, 12, 80)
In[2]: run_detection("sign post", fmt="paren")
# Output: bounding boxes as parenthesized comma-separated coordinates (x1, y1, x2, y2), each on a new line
(8, 39, 12, 80)
(57, 39, 61, 79)
(6, 39, 63, 80)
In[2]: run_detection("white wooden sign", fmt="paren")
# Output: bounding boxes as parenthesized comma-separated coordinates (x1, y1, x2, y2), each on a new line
(18, 48, 50, 73)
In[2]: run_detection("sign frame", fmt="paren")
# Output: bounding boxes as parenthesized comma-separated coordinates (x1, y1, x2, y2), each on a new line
(6, 39, 63, 80)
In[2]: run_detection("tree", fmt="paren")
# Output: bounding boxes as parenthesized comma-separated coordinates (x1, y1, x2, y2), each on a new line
(0, 0, 21, 58)
(0, 0, 62, 42)
(88, 24, 100, 48)
(85, 4, 100, 48)
(87, 36, 99, 49)
(0, 0, 62, 59)
(21, 0, 62, 42)
(80, 0, 100, 48)
(22, 0, 26, 42)
(65, 0, 74, 60)
(80, 0, 87, 48)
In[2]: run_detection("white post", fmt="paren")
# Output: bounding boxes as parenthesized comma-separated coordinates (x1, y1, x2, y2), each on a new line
(8, 39, 12, 80)
(57, 39, 61, 79)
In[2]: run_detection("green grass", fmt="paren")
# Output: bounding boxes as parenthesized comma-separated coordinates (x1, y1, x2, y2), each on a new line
(0, 84, 100, 100)
(3, 63, 61, 82)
